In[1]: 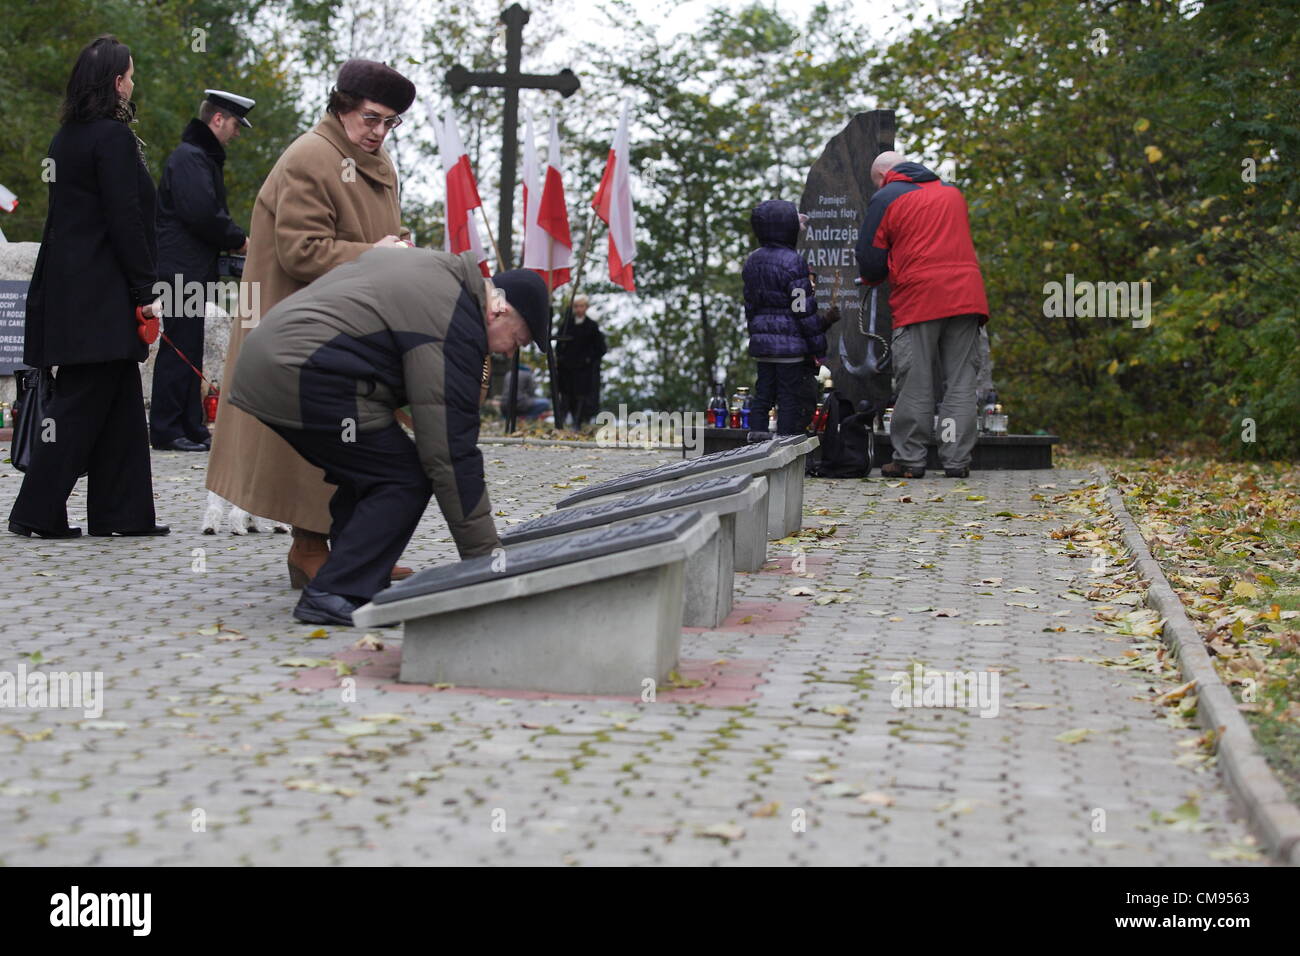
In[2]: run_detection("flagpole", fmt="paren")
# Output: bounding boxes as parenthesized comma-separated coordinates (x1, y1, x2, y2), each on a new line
(545, 247, 559, 429)
(561, 206, 601, 319)
(478, 206, 506, 273)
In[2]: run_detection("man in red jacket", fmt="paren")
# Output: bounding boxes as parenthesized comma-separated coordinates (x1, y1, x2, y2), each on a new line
(856, 151, 988, 478)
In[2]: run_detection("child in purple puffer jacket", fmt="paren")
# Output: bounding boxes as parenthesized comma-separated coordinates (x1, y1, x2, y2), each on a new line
(743, 200, 841, 434)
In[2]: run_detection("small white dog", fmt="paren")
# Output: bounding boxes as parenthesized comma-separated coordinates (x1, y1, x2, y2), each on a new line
(202, 490, 291, 535)
(193, 304, 291, 536)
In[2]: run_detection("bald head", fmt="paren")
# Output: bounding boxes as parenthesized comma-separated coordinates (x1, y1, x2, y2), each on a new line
(871, 151, 907, 189)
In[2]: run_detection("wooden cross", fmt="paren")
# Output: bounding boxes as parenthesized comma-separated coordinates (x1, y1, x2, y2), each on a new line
(446, 2, 580, 271)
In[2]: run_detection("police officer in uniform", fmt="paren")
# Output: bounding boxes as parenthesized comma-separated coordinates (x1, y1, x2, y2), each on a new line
(150, 89, 254, 451)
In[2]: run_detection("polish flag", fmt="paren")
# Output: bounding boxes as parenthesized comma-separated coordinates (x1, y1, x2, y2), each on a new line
(430, 106, 490, 276)
(0, 183, 17, 214)
(520, 111, 551, 280)
(591, 101, 636, 292)
(535, 115, 572, 290)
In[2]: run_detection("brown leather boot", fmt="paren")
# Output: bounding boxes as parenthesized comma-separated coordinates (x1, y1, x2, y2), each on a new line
(287, 527, 329, 589)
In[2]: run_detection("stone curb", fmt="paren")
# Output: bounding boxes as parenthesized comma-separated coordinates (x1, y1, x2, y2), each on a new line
(1098, 469, 1300, 866)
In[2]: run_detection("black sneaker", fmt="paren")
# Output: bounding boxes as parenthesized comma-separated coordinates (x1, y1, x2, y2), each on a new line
(881, 462, 925, 479)
(944, 466, 971, 478)
(153, 437, 209, 452)
(294, 586, 364, 626)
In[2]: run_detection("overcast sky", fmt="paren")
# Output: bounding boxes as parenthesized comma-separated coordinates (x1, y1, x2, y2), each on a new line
(556, 0, 954, 51)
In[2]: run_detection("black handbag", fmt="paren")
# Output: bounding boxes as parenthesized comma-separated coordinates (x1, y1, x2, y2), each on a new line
(807, 392, 875, 479)
(11, 367, 54, 473)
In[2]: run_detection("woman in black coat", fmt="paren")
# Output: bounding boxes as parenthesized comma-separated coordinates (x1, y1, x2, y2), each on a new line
(8, 35, 168, 538)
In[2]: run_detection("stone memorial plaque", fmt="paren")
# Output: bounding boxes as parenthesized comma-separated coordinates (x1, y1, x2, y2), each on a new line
(798, 110, 894, 414)
(0, 280, 29, 375)
(374, 510, 704, 605)
(558, 439, 777, 507)
(503, 474, 753, 544)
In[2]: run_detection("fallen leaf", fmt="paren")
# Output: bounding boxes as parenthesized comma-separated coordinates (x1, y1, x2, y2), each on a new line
(858, 791, 895, 807)
(696, 823, 744, 842)
(1055, 727, 1094, 744)
(334, 722, 379, 737)
(284, 779, 356, 798)
(277, 657, 334, 668)
(1154, 679, 1197, 706)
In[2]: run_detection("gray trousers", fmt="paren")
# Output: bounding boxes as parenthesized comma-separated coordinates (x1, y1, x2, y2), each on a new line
(891, 314, 982, 470)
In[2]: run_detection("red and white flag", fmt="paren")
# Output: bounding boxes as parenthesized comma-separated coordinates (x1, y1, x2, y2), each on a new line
(430, 106, 490, 276)
(520, 111, 550, 278)
(0, 183, 17, 214)
(534, 115, 572, 290)
(591, 101, 636, 292)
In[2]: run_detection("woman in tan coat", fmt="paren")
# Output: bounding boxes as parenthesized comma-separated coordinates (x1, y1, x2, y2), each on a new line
(206, 59, 417, 587)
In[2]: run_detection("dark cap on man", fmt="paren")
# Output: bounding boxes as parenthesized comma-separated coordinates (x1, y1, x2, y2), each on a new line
(491, 270, 551, 354)
(335, 59, 417, 114)
(204, 89, 256, 128)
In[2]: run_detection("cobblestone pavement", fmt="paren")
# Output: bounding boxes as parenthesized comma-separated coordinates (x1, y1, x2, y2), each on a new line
(0, 441, 1265, 865)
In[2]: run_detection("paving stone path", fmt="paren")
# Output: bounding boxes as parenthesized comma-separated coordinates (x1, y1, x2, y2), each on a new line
(0, 442, 1263, 865)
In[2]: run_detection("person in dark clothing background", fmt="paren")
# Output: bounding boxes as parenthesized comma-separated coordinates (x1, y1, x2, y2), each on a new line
(494, 362, 552, 420)
(743, 200, 840, 435)
(9, 34, 168, 539)
(149, 89, 254, 452)
(553, 294, 606, 428)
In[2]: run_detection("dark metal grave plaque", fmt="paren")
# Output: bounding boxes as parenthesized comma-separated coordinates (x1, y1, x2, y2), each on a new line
(374, 510, 704, 605)
(558, 439, 777, 507)
(503, 474, 752, 544)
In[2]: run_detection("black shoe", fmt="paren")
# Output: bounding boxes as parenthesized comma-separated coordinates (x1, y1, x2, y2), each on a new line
(881, 462, 925, 479)
(153, 437, 209, 452)
(294, 586, 364, 626)
(9, 520, 82, 539)
(88, 525, 171, 537)
(944, 466, 971, 478)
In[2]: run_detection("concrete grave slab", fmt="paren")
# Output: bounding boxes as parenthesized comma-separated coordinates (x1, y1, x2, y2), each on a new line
(768, 434, 819, 535)
(353, 510, 720, 694)
(502, 473, 769, 626)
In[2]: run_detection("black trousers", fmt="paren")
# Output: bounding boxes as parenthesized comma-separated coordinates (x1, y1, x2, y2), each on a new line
(556, 364, 598, 427)
(149, 314, 209, 445)
(9, 360, 157, 532)
(752, 359, 819, 435)
(271, 422, 432, 602)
